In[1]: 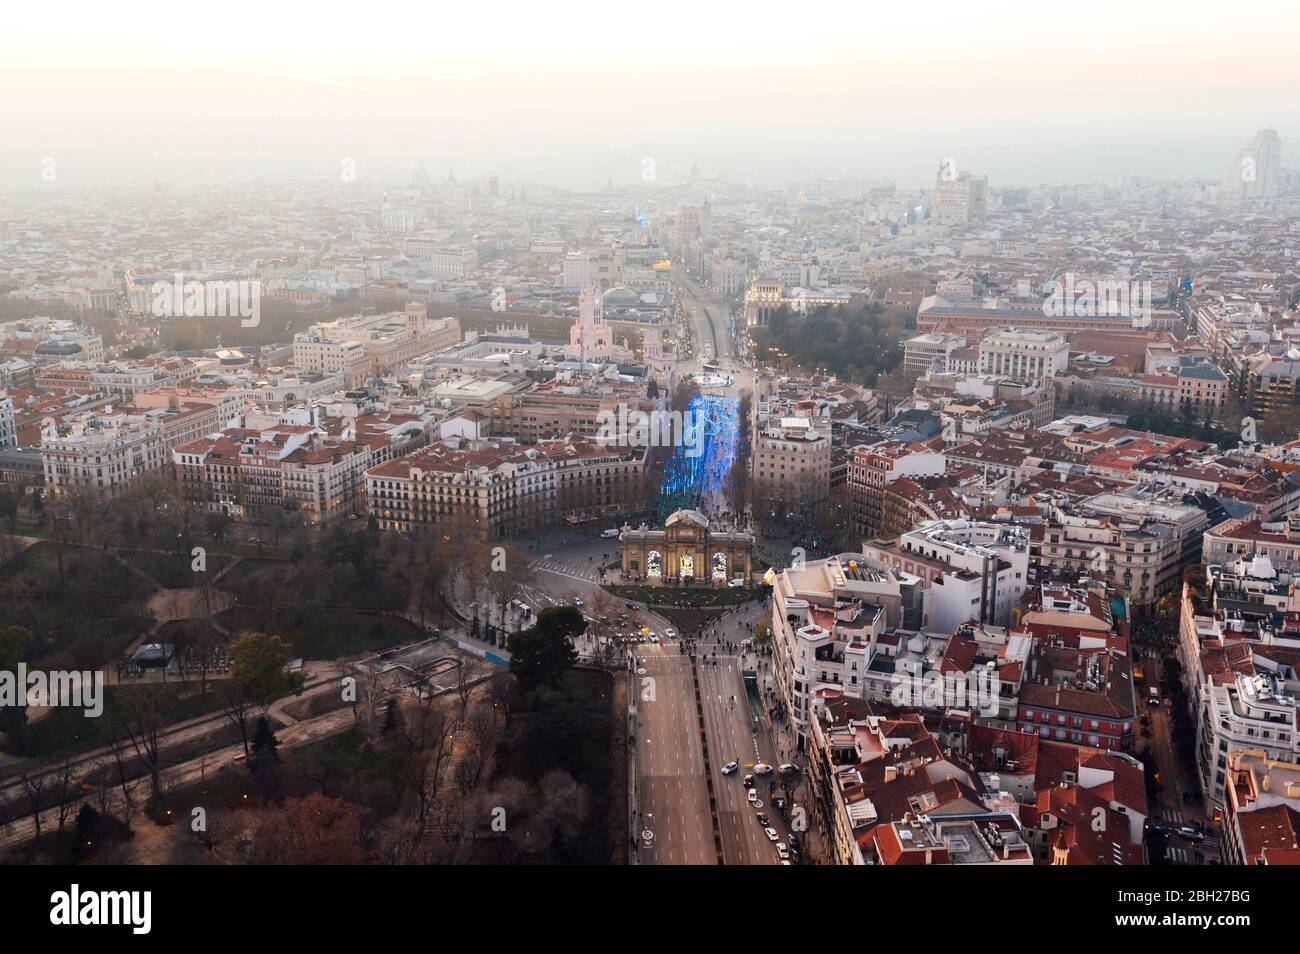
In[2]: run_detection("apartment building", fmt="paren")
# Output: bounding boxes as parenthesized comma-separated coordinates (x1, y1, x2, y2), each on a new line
(751, 417, 831, 507)
(40, 412, 168, 494)
(293, 304, 460, 385)
(1178, 561, 1300, 813)
(848, 440, 945, 537)
(1017, 641, 1136, 751)
(0, 318, 104, 365)
(367, 437, 643, 541)
(1221, 749, 1300, 865)
(489, 388, 657, 444)
(0, 391, 14, 450)
(861, 518, 1031, 631)
(903, 332, 967, 377)
(769, 555, 906, 748)
(1204, 513, 1300, 572)
(962, 722, 1148, 863)
(1037, 493, 1207, 611)
(174, 422, 373, 522)
(1246, 352, 1300, 418)
(803, 702, 1030, 865)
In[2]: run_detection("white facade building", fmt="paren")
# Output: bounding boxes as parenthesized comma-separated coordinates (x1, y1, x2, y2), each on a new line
(977, 329, 1069, 383)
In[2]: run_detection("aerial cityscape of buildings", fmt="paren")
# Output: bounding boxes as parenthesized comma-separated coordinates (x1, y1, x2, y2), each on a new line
(1, 9, 1298, 930)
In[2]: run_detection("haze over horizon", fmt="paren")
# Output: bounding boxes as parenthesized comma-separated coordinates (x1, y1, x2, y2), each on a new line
(3, 0, 1298, 191)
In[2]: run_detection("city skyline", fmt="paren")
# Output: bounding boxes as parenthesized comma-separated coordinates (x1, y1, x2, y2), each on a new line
(3, 1, 1299, 189)
(2, 0, 1298, 918)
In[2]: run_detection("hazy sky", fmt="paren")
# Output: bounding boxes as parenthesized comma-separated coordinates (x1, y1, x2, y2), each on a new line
(2, 0, 1298, 190)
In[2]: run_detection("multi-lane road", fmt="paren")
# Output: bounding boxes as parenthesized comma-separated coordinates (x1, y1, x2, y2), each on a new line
(632, 644, 716, 865)
(699, 650, 794, 865)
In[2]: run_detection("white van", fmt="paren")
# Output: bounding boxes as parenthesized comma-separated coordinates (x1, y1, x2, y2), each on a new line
(601, 528, 621, 539)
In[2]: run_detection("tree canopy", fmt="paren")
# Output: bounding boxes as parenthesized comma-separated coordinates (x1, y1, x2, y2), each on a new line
(507, 605, 583, 693)
(229, 632, 305, 708)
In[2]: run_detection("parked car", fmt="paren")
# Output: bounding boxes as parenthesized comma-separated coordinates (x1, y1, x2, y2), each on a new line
(776, 843, 790, 860)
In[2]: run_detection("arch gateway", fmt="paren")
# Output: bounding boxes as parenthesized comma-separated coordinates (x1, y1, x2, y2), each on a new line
(619, 509, 753, 585)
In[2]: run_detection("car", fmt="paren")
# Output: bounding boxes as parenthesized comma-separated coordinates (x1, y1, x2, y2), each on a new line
(625, 602, 637, 610)
(778, 763, 800, 774)
(722, 761, 738, 775)
(743, 774, 754, 787)
(776, 843, 790, 860)
(573, 597, 584, 607)
(1177, 826, 1205, 842)
(647, 632, 659, 643)
(753, 762, 773, 775)
(756, 812, 770, 826)
(729, 578, 746, 588)
(665, 628, 676, 638)
(600, 528, 621, 538)
(764, 827, 779, 842)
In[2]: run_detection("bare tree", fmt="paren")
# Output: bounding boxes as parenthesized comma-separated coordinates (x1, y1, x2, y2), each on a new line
(453, 659, 482, 718)
(117, 688, 166, 800)
(487, 670, 518, 730)
(17, 766, 47, 842)
(459, 704, 502, 792)
(104, 729, 144, 831)
(222, 686, 254, 759)
(50, 754, 81, 833)
(397, 695, 459, 842)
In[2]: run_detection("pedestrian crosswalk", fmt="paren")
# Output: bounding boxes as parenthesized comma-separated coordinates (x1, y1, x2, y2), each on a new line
(1152, 805, 1222, 864)
(531, 557, 602, 582)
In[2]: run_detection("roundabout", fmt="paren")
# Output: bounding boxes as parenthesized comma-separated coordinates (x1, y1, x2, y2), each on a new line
(689, 370, 734, 390)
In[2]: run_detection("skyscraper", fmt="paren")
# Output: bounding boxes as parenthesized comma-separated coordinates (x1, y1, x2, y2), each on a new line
(1222, 128, 1282, 203)
(932, 167, 988, 223)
